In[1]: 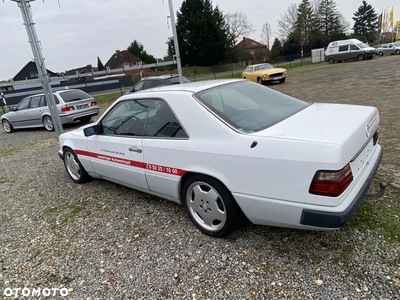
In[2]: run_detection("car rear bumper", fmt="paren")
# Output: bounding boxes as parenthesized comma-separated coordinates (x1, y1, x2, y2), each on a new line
(233, 145, 383, 230)
(300, 145, 383, 228)
(59, 107, 99, 124)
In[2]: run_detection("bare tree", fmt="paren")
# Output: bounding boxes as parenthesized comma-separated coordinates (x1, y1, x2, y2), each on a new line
(277, 3, 298, 42)
(225, 11, 255, 43)
(260, 23, 272, 49)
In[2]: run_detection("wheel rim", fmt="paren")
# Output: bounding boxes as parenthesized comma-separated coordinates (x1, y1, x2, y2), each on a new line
(186, 181, 227, 232)
(358, 55, 364, 61)
(64, 151, 81, 181)
(257, 78, 262, 84)
(43, 116, 54, 131)
(2, 120, 11, 133)
(329, 58, 334, 64)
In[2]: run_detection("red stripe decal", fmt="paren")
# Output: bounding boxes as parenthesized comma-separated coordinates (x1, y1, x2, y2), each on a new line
(74, 149, 186, 176)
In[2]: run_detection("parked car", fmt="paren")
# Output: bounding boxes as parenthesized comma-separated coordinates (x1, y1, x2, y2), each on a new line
(125, 74, 190, 94)
(241, 63, 287, 84)
(374, 42, 400, 56)
(59, 79, 383, 237)
(1, 89, 99, 133)
(324, 39, 376, 64)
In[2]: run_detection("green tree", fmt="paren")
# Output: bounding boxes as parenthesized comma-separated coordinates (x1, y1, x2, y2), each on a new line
(97, 56, 104, 71)
(270, 38, 283, 59)
(315, 0, 347, 43)
(127, 40, 157, 64)
(169, 0, 233, 66)
(352, 0, 378, 43)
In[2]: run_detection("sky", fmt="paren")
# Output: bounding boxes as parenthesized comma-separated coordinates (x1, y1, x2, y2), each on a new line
(0, 0, 398, 80)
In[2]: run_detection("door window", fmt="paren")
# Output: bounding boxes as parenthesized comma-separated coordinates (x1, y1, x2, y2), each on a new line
(100, 100, 151, 136)
(30, 95, 42, 108)
(16, 98, 30, 110)
(350, 45, 359, 51)
(144, 100, 187, 138)
(338, 45, 348, 52)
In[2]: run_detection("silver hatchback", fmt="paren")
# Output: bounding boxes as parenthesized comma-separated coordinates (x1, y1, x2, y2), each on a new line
(1, 89, 99, 133)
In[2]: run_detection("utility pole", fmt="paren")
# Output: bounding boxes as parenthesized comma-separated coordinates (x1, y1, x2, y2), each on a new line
(11, 0, 64, 136)
(167, 0, 184, 84)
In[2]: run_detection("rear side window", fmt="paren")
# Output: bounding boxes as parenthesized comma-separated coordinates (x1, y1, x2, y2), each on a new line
(59, 90, 92, 103)
(338, 45, 348, 52)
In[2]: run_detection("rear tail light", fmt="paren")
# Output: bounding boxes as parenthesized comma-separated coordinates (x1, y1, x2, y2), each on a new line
(309, 164, 353, 197)
(373, 126, 380, 145)
(61, 105, 75, 112)
(91, 101, 97, 106)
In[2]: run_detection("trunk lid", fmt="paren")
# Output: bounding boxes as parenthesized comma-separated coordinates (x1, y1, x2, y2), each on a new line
(251, 103, 379, 161)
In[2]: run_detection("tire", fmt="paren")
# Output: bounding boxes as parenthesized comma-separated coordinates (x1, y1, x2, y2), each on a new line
(279, 78, 286, 83)
(42, 115, 54, 131)
(328, 58, 335, 64)
(396, 50, 400, 55)
(379, 52, 383, 56)
(257, 77, 263, 84)
(80, 116, 92, 124)
(182, 175, 240, 237)
(357, 54, 365, 61)
(2, 119, 13, 133)
(63, 147, 90, 183)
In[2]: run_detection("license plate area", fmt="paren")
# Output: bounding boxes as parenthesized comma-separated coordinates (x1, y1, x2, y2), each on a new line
(76, 104, 89, 110)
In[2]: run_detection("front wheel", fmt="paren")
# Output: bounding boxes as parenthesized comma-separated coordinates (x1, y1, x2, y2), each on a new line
(182, 175, 240, 237)
(63, 147, 90, 183)
(379, 51, 384, 56)
(43, 115, 54, 131)
(257, 77, 263, 84)
(357, 54, 365, 61)
(2, 119, 13, 133)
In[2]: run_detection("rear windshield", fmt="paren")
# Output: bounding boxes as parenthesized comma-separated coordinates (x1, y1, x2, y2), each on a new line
(166, 77, 191, 84)
(195, 81, 309, 133)
(59, 90, 92, 103)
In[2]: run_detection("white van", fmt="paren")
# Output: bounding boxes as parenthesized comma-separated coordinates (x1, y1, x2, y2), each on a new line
(324, 39, 376, 64)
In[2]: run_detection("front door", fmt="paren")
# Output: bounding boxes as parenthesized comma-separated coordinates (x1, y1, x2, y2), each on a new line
(86, 99, 151, 191)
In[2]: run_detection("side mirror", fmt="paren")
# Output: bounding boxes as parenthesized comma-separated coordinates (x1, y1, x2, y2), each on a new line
(83, 124, 100, 137)
(8, 107, 16, 112)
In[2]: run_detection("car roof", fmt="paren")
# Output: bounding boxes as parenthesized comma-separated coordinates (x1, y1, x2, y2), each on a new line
(119, 79, 245, 99)
(247, 63, 271, 67)
(142, 74, 180, 80)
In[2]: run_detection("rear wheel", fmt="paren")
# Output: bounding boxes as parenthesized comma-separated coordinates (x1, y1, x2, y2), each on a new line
(2, 119, 13, 133)
(182, 175, 240, 237)
(42, 115, 54, 131)
(63, 147, 90, 183)
(279, 78, 286, 83)
(357, 54, 365, 61)
(328, 57, 335, 64)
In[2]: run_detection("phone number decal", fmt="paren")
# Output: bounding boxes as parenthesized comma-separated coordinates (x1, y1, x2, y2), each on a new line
(146, 163, 185, 176)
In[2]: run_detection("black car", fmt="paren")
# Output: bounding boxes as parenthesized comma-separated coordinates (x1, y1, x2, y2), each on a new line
(125, 74, 190, 94)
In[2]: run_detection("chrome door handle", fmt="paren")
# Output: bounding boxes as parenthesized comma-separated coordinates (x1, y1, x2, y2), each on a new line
(129, 146, 142, 153)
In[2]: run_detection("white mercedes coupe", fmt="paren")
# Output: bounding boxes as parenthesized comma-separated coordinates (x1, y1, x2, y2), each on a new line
(58, 79, 383, 237)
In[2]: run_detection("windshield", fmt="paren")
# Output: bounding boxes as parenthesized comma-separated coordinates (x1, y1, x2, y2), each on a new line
(195, 81, 309, 133)
(357, 43, 370, 49)
(394, 42, 400, 47)
(254, 64, 273, 71)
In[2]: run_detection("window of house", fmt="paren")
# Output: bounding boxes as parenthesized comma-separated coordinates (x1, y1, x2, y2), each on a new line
(123, 62, 130, 68)
(250, 49, 255, 54)
(29, 71, 38, 78)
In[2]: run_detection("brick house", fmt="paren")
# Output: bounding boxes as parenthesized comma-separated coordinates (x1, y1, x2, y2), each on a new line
(104, 50, 149, 77)
(235, 37, 269, 65)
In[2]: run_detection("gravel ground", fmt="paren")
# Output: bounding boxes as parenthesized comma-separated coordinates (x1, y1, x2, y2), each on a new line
(0, 56, 399, 299)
